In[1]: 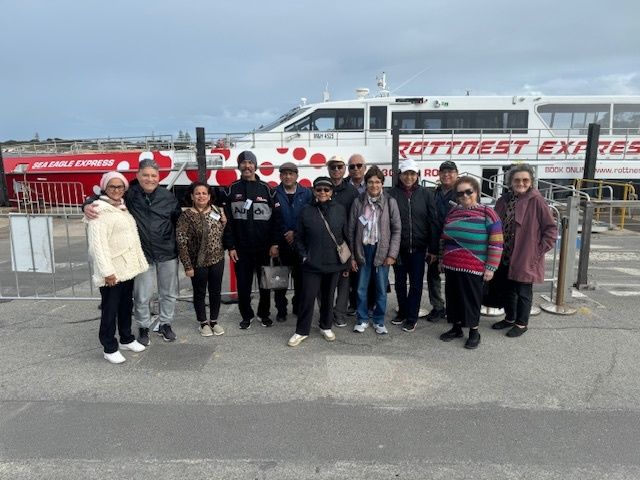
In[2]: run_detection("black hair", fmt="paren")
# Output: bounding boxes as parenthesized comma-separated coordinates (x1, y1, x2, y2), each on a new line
(186, 181, 215, 207)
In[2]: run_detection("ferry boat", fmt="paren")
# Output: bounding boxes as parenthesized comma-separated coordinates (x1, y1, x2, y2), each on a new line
(3, 73, 639, 205)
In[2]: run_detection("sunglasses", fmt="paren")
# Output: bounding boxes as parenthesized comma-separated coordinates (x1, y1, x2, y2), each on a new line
(329, 164, 344, 170)
(456, 189, 475, 197)
(348, 163, 363, 170)
(314, 187, 331, 193)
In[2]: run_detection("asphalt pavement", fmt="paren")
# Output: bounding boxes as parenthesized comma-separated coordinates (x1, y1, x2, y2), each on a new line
(1, 229, 640, 479)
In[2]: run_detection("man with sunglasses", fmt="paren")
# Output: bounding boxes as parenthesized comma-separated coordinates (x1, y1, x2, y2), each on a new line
(425, 160, 459, 323)
(347, 153, 367, 194)
(326, 155, 358, 327)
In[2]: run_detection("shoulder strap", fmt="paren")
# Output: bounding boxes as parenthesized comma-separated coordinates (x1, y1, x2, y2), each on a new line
(317, 208, 340, 248)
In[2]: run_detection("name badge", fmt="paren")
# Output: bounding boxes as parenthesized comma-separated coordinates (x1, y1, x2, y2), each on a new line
(243, 199, 253, 209)
(209, 211, 221, 221)
(359, 215, 368, 226)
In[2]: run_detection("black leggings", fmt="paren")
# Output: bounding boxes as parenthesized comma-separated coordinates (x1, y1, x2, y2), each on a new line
(190, 259, 225, 324)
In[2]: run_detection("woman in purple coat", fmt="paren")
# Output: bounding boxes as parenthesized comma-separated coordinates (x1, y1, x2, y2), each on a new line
(491, 164, 557, 337)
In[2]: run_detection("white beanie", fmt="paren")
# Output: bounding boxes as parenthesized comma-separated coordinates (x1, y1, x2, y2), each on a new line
(100, 171, 129, 192)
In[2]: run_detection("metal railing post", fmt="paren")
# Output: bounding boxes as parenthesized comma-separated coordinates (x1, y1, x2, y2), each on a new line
(541, 217, 577, 315)
(576, 202, 594, 289)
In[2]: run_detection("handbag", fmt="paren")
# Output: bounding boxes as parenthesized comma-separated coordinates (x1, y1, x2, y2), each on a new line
(260, 257, 291, 290)
(318, 209, 351, 264)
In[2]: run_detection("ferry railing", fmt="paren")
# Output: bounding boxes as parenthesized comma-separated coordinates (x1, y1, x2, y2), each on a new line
(2, 135, 175, 155)
(573, 178, 636, 229)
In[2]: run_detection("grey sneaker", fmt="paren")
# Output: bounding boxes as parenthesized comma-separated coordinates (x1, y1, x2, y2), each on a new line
(157, 324, 176, 342)
(334, 316, 347, 328)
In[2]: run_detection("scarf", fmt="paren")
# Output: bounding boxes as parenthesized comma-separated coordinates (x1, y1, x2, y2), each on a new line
(99, 195, 127, 211)
(362, 194, 381, 245)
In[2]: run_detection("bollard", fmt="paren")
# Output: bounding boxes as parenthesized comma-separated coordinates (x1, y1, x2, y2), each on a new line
(541, 217, 577, 315)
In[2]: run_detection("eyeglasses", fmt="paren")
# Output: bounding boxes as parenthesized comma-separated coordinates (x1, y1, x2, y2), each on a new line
(512, 178, 531, 184)
(348, 163, 363, 170)
(329, 164, 344, 171)
(106, 185, 125, 191)
(314, 187, 331, 193)
(455, 189, 475, 197)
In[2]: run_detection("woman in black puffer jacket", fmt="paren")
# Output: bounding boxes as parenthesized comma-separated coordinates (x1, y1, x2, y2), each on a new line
(287, 177, 349, 347)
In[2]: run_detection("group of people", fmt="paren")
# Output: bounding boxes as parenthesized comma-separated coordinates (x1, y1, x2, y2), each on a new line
(85, 150, 557, 363)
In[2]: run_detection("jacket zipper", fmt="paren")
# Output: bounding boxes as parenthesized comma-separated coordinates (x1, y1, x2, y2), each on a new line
(408, 196, 413, 253)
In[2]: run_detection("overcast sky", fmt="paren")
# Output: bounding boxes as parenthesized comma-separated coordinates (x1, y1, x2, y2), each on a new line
(1, 0, 639, 141)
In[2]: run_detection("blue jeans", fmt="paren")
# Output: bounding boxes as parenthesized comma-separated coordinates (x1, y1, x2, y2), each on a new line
(357, 244, 389, 326)
(393, 249, 427, 322)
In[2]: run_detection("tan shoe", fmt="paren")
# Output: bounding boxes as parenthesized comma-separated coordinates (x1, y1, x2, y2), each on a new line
(199, 323, 214, 337)
(320, 329, 336, 341)
(212, 323, 225, 336)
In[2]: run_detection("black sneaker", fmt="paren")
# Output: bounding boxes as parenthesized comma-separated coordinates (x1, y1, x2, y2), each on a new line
(506, 325, 528, 337)
(261, 317, 273, 327)
(239, 318, 252, 330)
(276, 314, 287, 323)
(137, 328, 150, 346)
(464, 329, 481, 349)
(157, 324, 176, 342)
(439, 325, 463, 342)
(492, 319, 515, 330)
(334, 316, 347, 328)
(402, 320, 417, 332)
(391, 315, 405, 326)
(426, 308, 446, 323)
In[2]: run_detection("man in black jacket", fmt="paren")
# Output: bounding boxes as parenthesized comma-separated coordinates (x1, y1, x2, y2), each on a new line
(84, 158, 182, 344)
(326, 155, 359, 327)
(425, 160, 459, 322)
(388, 159, 438, 332)
(222, 151, 282, 329)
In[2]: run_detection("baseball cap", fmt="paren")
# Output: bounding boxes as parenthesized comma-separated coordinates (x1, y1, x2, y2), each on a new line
(439, 160, 458, 171)
(327, 155, 345, 165)
(400, 159, 420, 173)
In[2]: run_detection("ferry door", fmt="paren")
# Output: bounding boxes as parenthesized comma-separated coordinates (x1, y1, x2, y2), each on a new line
(480, 167, 499, 199)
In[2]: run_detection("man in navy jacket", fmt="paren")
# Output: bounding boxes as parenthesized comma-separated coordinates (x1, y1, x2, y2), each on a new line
(273, 162, 312, 321)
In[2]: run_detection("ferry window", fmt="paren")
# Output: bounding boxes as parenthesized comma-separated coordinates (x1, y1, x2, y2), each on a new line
(420, 113, 444, 133)
(393, 113, 419, 133)
(285, 115, 311, 132)
(312, 110, 336, 131)
(537, 104, 609, 134)
(613, 104, 640, 134)
(370, 106, 387, 130)
(336, 109, 364, 131)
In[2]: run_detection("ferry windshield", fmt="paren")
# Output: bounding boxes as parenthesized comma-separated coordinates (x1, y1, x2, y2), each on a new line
(256, 107, 310, 132)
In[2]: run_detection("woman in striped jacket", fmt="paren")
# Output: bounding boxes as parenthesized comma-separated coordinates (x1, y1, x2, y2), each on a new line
(438, 176, 503, 349)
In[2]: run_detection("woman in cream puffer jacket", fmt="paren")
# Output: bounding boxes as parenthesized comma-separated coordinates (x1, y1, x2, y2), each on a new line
(85, 172, 149, 364)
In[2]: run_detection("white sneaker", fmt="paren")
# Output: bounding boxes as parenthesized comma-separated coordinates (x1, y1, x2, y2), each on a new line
(287, 333, 308, 347)
(374, 324, 388, 335)
(320, 329, 336, 341)
(120, 340, 146, 352)
(212, 323, 225, 336)
(103, 351, 126, 364)
(199, 324, 214, 337)
(353, 322, 369, 333)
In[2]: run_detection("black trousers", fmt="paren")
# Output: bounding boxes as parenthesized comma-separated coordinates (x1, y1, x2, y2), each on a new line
(504, 279, 533, 326)
(274, 242, 302, 316)
(190, 259, 225, 324)
(296, 271, 340, 336)
(99, 279, 135, 354)
(444, 269, 483, 329)
(235, 248, 271, 321)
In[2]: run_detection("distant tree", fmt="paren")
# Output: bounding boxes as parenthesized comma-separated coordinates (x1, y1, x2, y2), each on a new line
(33, 132, 40, 142)
(184, 131, 191, 143)
(177, 130, 184, 142)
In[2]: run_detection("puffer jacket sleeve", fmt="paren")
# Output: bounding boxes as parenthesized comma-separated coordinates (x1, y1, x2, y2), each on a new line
(87, 218, 115, 279)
